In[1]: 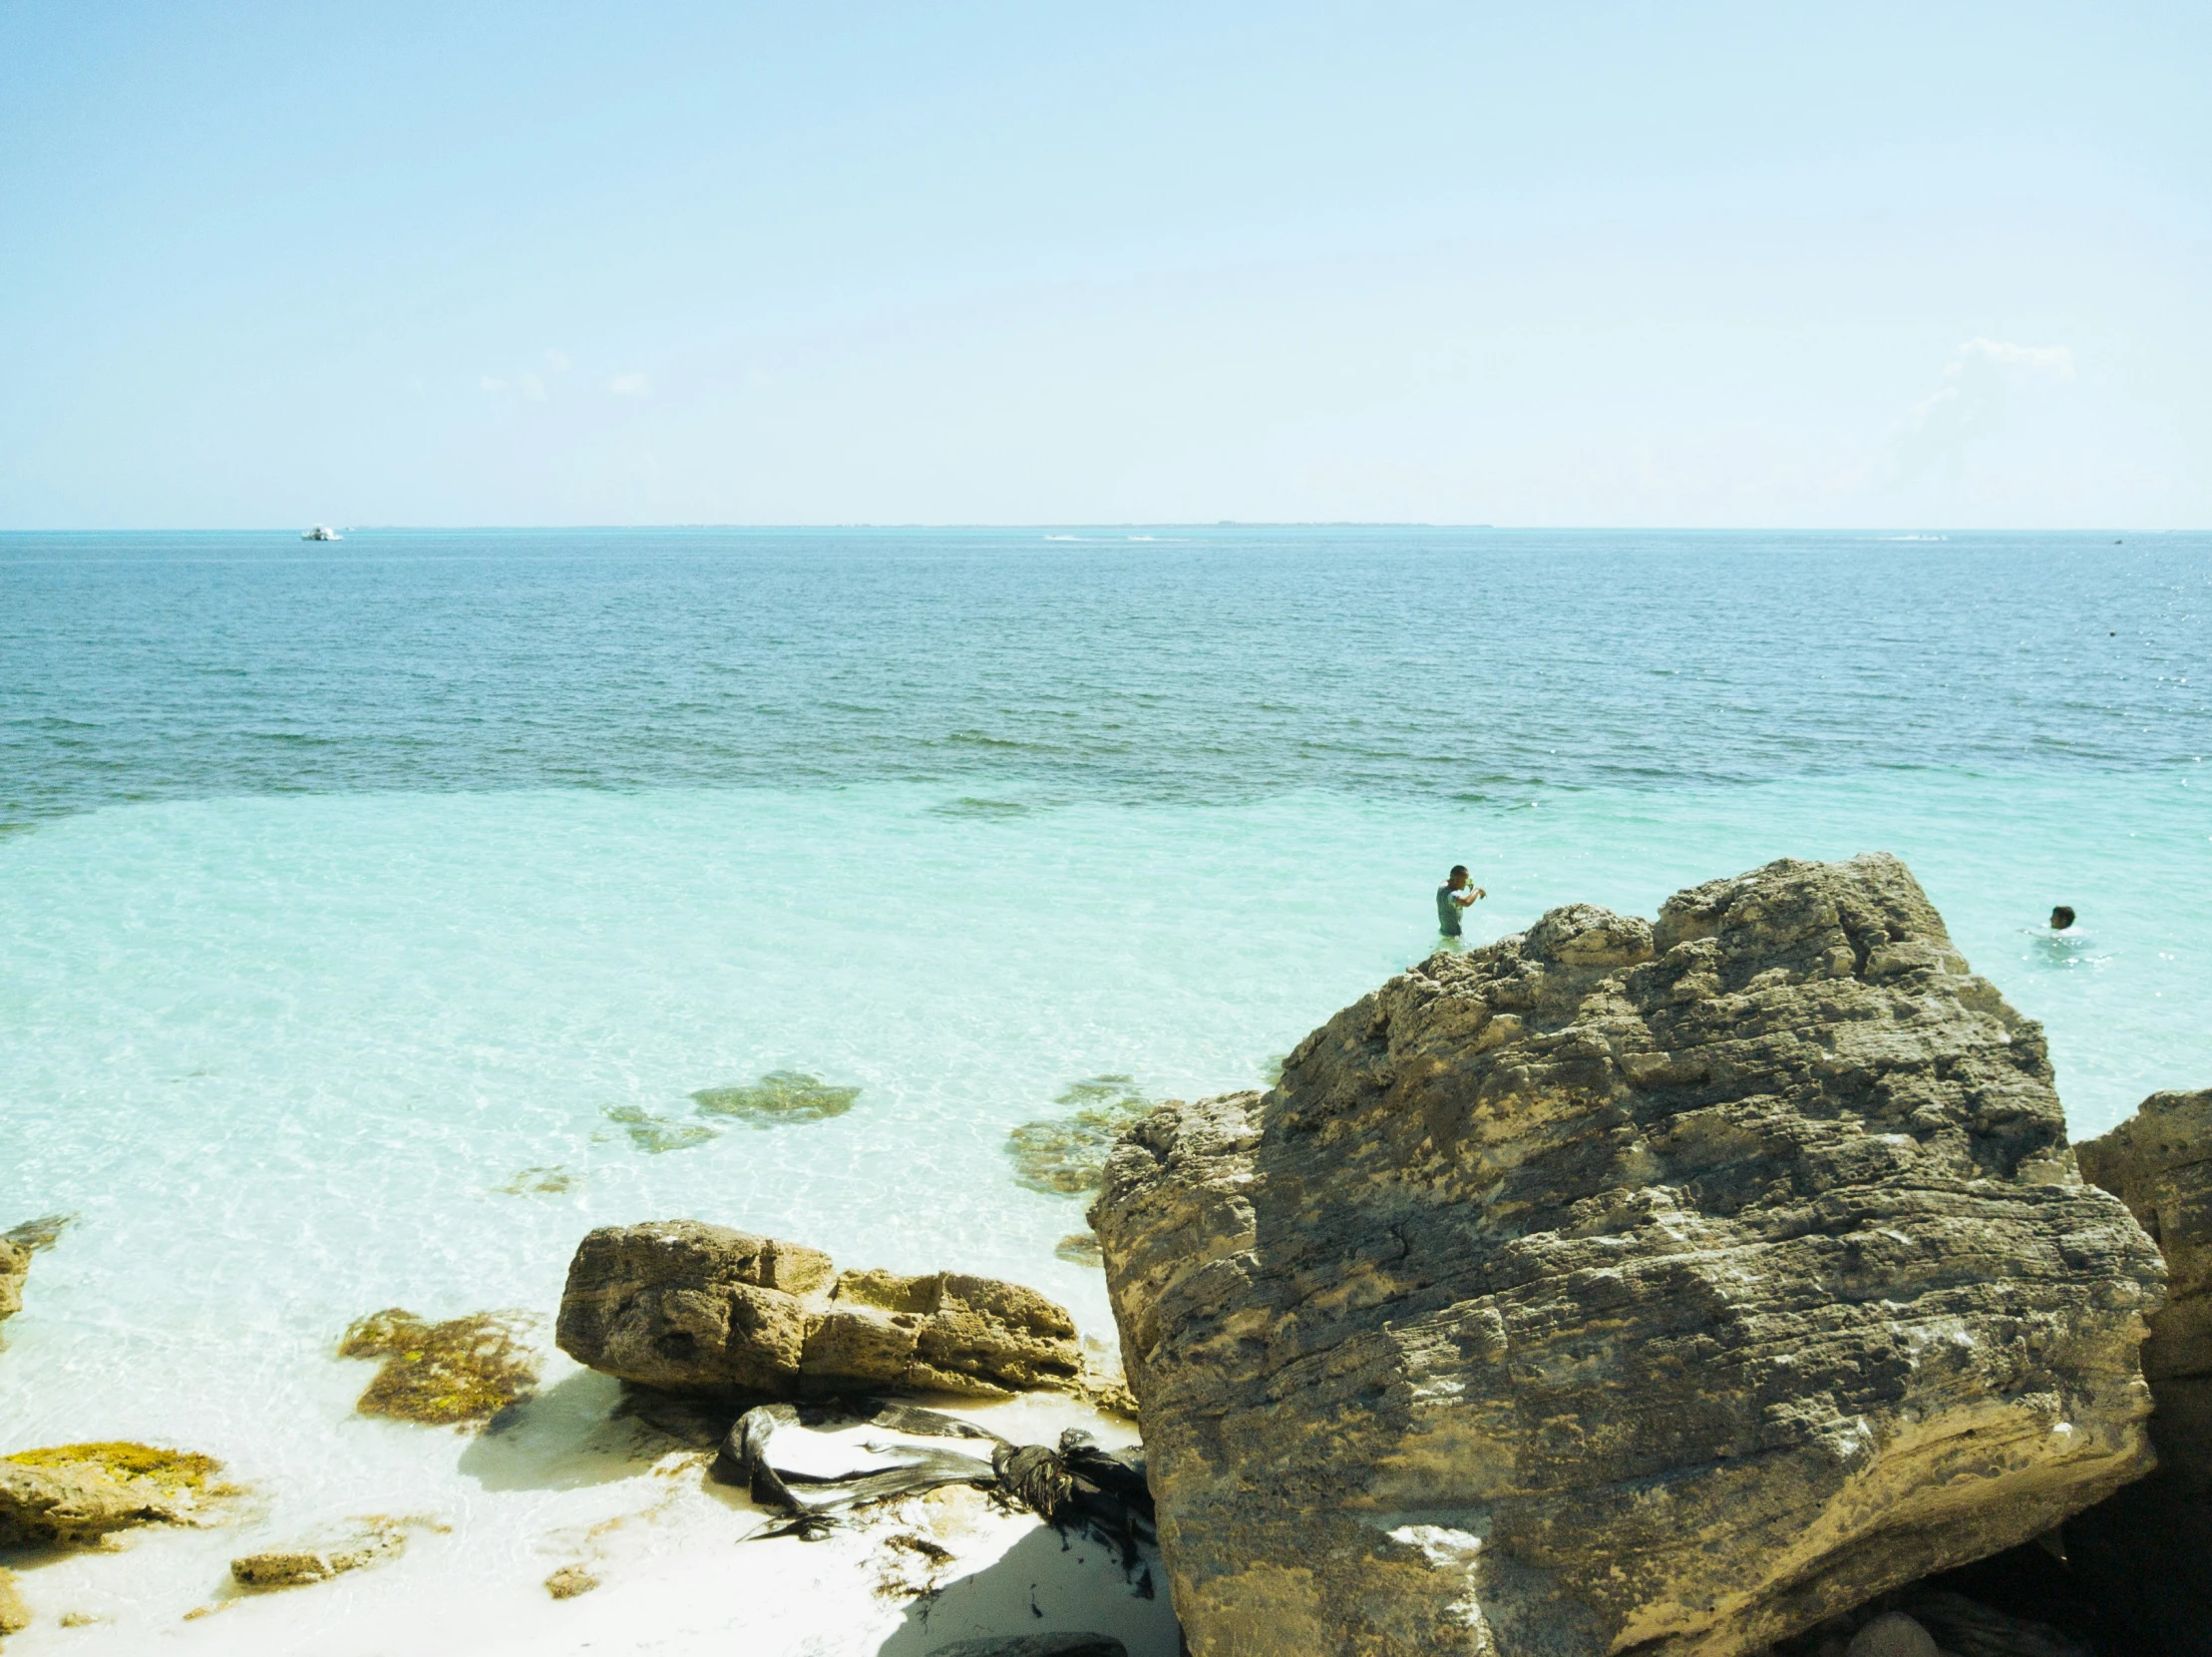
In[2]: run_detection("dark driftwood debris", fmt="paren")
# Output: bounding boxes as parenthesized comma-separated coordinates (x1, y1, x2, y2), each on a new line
(714, 1398, 1154, 1563)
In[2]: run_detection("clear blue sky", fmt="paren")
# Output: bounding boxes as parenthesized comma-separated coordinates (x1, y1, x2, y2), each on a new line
(3, 2, 2205, 528)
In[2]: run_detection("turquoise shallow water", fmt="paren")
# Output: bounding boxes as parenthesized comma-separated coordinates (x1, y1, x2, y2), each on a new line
(0, 529, 2206, 1648)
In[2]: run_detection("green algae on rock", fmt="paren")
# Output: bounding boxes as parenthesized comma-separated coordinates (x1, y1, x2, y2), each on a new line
(604, 1105, 717, 1153)
(690, 1070, 861, 1125)
(1006, 1075, 1157, 1196)
(0, 1444, 227, 1545)
(338, 1309, 542, 1427)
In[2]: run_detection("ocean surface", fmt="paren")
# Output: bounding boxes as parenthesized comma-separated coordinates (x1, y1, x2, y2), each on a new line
(1, 526, 2208, 1650)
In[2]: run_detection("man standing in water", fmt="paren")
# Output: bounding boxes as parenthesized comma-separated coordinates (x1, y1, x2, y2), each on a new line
(1437, 865, 1485, 940)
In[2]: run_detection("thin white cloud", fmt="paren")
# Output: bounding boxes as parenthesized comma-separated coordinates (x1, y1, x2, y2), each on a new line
(480, 374, 508, 392)
(1904, 337, 2074, 433)
(608, 372, 649, 397)
(519, 372, 549, 402)
(1957, 337, 2074, 378)
(545, 349, 572, 373)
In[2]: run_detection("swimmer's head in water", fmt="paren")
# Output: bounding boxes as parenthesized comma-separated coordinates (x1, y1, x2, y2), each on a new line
(1448, 865, 1469, 888)
(2050, 906, 2076, 930)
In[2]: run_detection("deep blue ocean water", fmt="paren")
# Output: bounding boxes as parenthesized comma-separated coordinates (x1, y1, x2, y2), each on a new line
(5, 527, 2207, 820)
(0, 526, 2206, 1654)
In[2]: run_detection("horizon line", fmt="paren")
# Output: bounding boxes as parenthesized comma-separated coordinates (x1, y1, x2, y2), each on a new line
(0, 523, 2197, 536)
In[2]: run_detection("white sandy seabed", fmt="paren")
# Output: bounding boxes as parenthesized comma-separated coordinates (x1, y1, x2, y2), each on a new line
(4, 1378, 1178, 1657)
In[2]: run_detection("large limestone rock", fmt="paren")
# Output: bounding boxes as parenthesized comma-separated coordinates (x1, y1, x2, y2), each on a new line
(555, 1221, 1084, 1399)
(1092, 854, 2163, 1657)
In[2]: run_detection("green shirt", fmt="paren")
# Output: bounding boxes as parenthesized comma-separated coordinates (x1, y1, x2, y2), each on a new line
(1437, 883, 1466, 936)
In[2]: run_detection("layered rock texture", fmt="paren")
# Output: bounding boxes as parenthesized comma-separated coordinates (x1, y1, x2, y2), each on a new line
(556, 1221, 1084, 1399)
(2077, 1088, 2212, 1484)
(1092, 855, 2164, 1657)
(2068, 1088, 2212, 1654)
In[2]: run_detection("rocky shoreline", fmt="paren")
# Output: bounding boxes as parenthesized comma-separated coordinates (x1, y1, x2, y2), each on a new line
(2, 853, 2206, 1655)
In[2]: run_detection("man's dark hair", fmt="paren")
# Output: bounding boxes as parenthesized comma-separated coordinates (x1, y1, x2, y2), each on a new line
(1449, 865, 1469, 880)
(2050, 906, 2076, 930)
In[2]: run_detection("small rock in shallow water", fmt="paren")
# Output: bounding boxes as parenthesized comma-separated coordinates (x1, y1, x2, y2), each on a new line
(0, 1444, 225, 1545)
(604, 1105, 717, 1153)
(544, 1564, 598, 1599)
(0, 1567, 30, 1634)
(691, 1071, 861, 1125)
(1053, 1232, 1102, 1266)
(338, 1308, 541, 1426)
(1845, 1613, 1941, 1657)
(231, 1526, 406, 1588)
(1007, 1076, 1157, 1196)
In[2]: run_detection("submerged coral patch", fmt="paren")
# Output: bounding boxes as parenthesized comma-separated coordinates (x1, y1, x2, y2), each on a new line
(338, 1309, 542, 1427)
(690, 1070, 861, 1125)
(494, 1165, 575, 1195)
(1006, 1075, 1156, 1196)
(604, 1105, 718, 1153)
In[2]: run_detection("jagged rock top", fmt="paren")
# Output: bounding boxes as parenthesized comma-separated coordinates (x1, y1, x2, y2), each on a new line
(1093, 853, 2161, 1657)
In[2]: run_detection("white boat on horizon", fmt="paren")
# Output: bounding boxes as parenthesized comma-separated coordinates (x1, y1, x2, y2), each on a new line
(301, 525, 341, 542)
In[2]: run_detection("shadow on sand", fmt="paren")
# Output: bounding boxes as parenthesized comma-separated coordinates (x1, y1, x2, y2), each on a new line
(875, 1523, 1181, 1657)
(457, 1369, 694, 1491)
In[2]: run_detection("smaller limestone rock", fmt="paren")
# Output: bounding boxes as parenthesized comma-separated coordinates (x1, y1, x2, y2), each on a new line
(0, 1445, 223, 1545)
(545, 1564, 598, 1599)
(0, 1567, 29, 1635)
(230, 1526, 406, 1588)
(1845, 1613, 1941, 1657)
(556, 1222, 1082, 1400)
(338, 1308, 541, 1426)
(1054, 1233, 1102, 1266)
(928, 1637, 1130, 1657)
